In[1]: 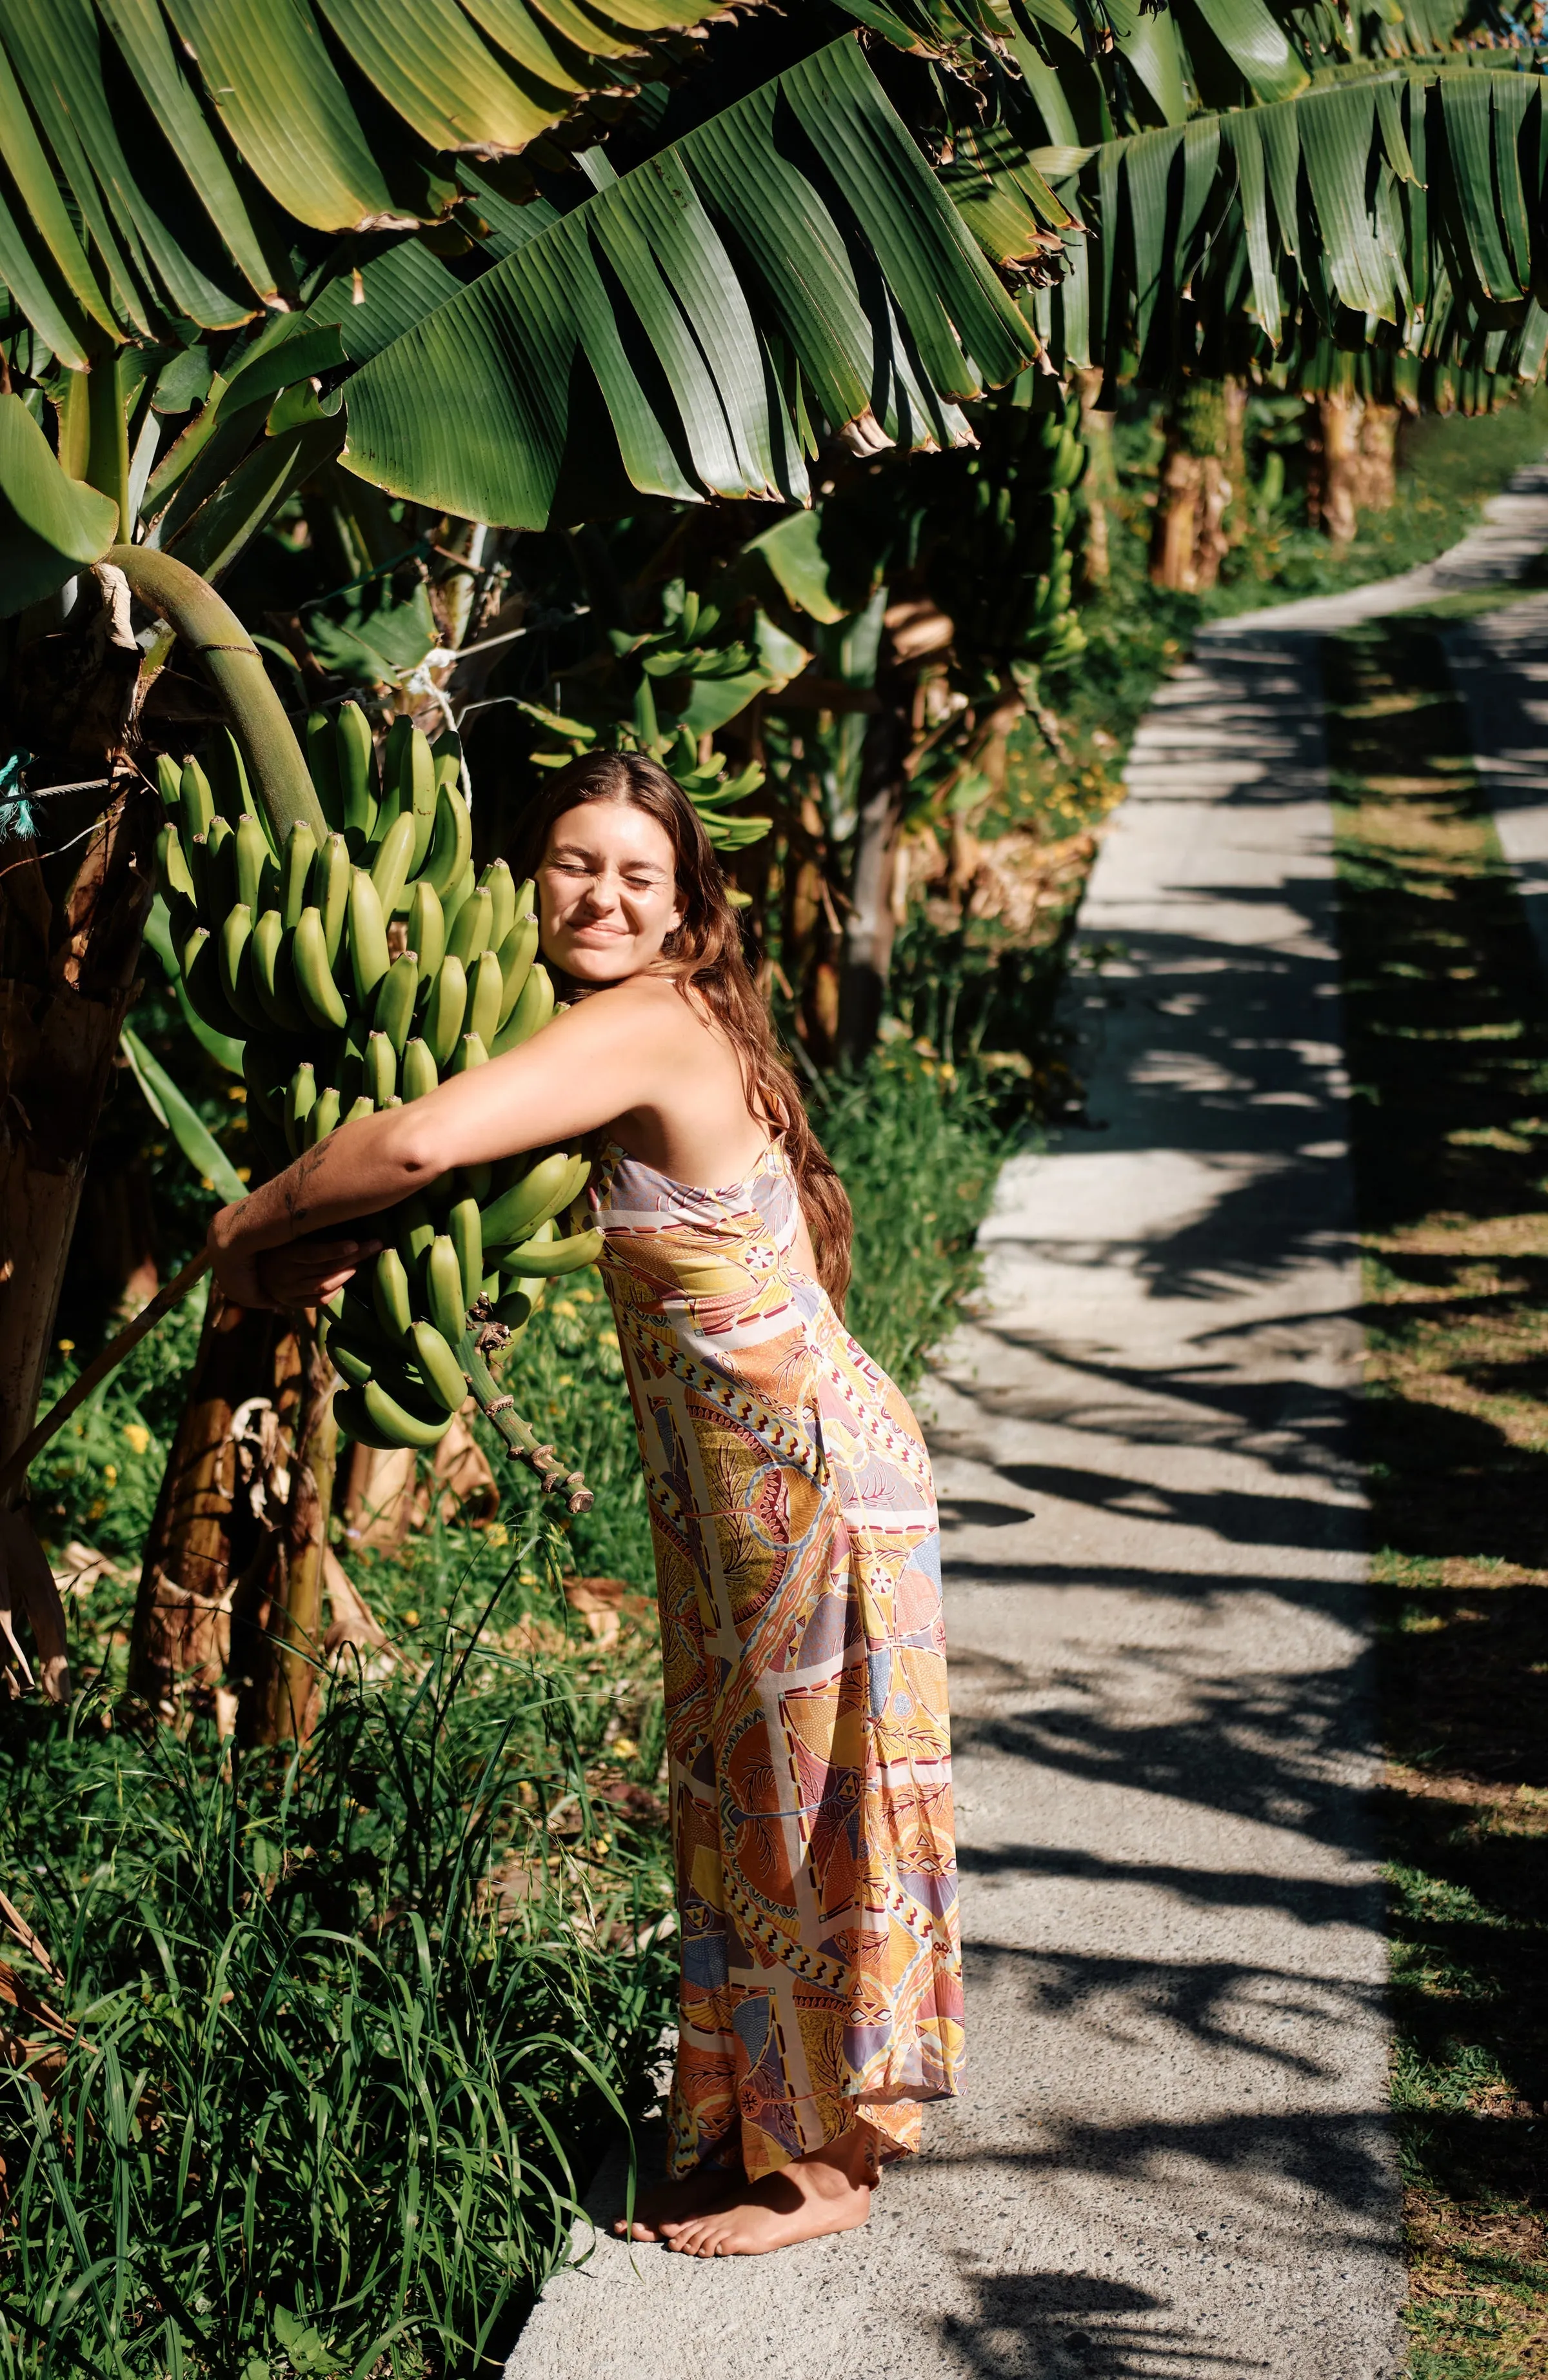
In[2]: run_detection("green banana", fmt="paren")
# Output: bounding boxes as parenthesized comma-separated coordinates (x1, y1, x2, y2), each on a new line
(370, 809, 416, 917)
(241, 1036, 287, 1127)
(332, 1387, 397, 1453)
(407, 880, 446, 992)
(494, 913, 539, 1027)
(401, 1038, 439, 1101)
(252, 908, 306, 1033)
(396, 1192, 436, 1278)
(342, 1093, 374, 1129)
(347, 869, 390, 1007)
(425, 1235, 467, 1341)
(433, 750, 461, 801)
(468, 948, 503, 1047)
(490, 962, 553, 1054)
(156, 753, 181, 811)
(328, 1334, 375, 1389)
(179, 758, 215, 855)
(293, 906, 349, 1031)
(282, 820, 317, 931)
(394, 726, 438, 875)
(188, 833, 213, 921)
(307, 1084, 341, 1147)
(461, 1160, 492, 1202)
(157, 821, 197, 912)
(408, 1319, 466, 1415)
(446, 886, 493, 969)
(372, 950, 419, 1055)
(218, 904, 264, 1030)
(311, 833, 351, 969)
(493, 1284, 534, 1331)
(364, 1031, 396, 1108)
(450, 1029, 488, 1076)
(335, 1026, 366, 1114)
(448, 1196, 483, 1312)
(377, 716, 412, 832)
(337, 1286, 386, 1351)
(234, 814, 269, 915)
(306, 711, 342, 827)
(440, 859, 475, 941)
(284, 1062, 317, 1158)
(181, 926, 244, 1038)
(479, 1145, 582, 1249)
(209, 727, 261, 837)
(336, 702, 378, 840)
(422, 779, 472, 897)
(481, 860, 517, 951)
(372, 1246, 413, 1343)
(500, 1226, 604, 1277)
(423, 953, 467, 1069)
(205, 815, 237, 920)
(359, 1376, 455, 1451)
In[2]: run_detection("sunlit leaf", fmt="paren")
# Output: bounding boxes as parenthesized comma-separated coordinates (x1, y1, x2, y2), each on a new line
(0, 394, 118, 619)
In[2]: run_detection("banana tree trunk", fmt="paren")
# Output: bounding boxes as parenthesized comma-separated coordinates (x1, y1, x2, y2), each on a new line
(0, 577, 156, 1482)
(1222, 379, 1247, 548)
(1151, 384, 1231, 592)
(837, 695, 909, 1065)
(128, 1292, 300, 1722)
(1075, 369, 1115, 591)
(1309, 395, 1362, 548)
(1355, 404, 1398, 513)
(244, 1320, 338, 1747)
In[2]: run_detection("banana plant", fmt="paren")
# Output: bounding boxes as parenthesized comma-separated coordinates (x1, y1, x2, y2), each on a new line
(0, 14, 1049, 1505)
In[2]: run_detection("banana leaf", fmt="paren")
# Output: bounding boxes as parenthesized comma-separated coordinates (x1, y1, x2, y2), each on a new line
(341, 37, 1037, 526)
(120, 1024, 248, 1204)
(0, 0, 748, 348)
(0, 394, 118, 617)
(1027, 65, 1548, 382)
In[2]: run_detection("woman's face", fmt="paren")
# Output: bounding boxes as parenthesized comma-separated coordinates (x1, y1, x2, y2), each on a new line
(537, 800, 684, 985)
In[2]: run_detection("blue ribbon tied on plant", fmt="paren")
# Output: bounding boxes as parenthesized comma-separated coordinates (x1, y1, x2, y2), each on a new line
(0, 749, 38, 852)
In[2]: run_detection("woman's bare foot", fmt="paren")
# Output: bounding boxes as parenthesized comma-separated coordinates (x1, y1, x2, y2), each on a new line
(663, 2125, 878, 2257)
(613, 2163, 738, 2242)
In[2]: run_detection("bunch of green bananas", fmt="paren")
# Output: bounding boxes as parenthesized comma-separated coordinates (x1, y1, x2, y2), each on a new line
(157, 702, 602, 1459)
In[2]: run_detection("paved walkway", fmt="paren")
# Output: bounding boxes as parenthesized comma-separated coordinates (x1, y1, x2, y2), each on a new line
(505, 469, 1548, 2380)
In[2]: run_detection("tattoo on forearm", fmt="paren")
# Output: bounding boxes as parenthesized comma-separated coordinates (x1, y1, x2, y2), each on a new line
(283, 1149, 327, 1239)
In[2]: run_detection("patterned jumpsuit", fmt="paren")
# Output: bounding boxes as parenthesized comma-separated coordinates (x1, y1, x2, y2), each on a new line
(591, 1137, 964, 2181)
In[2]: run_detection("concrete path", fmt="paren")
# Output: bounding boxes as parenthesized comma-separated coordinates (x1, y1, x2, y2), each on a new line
(504, 470, 1548, 2380)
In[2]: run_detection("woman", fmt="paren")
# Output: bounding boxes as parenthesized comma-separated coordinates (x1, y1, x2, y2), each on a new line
(209, 751, 963, 2258)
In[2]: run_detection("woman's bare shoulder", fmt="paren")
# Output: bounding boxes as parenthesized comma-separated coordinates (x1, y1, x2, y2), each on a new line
(554, 975, 720, 1055)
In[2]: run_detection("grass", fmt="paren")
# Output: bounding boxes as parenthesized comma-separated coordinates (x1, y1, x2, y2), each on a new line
(1324, 617, 1548, 2380)
(1, 1522, 678, 2377)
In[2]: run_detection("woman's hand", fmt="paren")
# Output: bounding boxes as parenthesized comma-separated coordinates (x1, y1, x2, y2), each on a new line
(206, 1205, 377, 1313)
(256, 1236, 379, 1311)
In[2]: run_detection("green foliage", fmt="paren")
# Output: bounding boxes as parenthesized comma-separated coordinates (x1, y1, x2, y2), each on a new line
(0, 1547, 676, 2376)
(819, 1046, 1011, 1392)
(28, 1284, 211, 1572)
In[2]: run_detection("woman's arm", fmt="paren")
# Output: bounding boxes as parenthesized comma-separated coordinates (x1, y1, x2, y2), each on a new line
(210, 983, 676, 1307)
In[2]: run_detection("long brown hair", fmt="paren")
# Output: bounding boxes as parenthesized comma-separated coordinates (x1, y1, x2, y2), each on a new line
(512, 750, 854, 1313)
